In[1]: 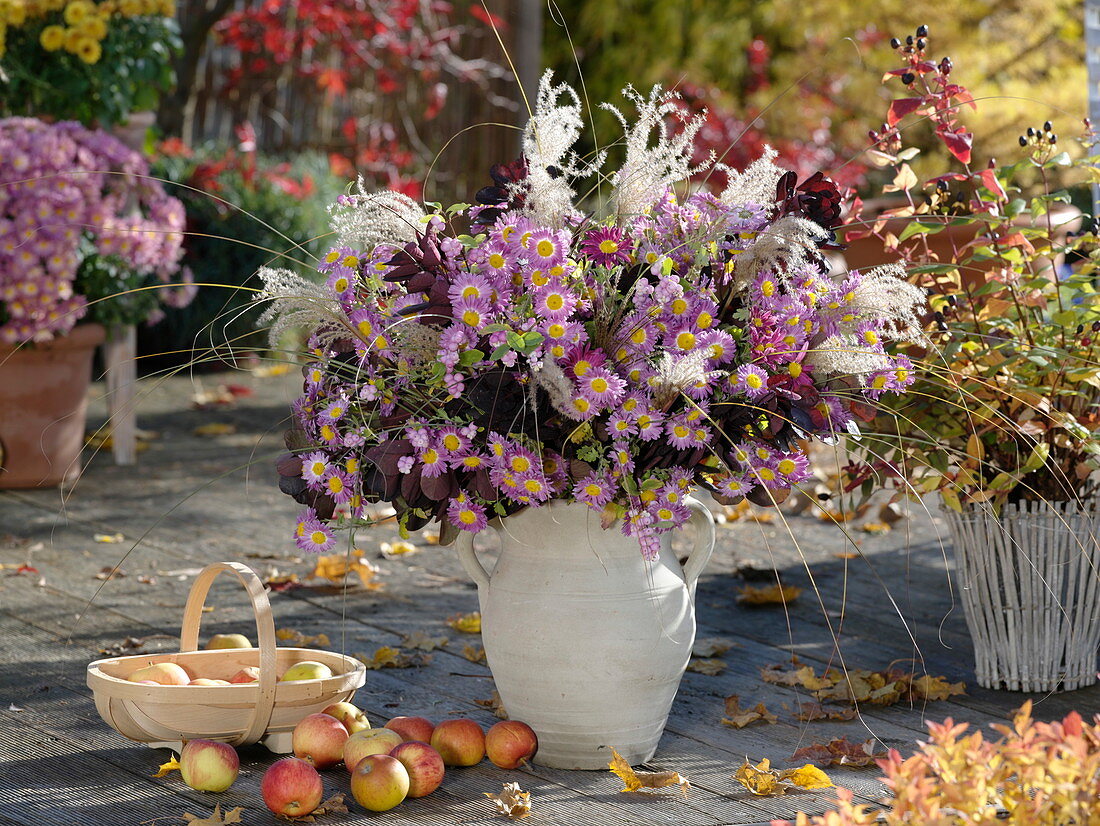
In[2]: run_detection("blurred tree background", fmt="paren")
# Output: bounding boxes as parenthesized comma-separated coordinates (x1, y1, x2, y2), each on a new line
(544, 0, 1086, 193)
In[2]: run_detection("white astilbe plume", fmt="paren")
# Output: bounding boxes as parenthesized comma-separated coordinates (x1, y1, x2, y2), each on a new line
(805, 334, 894, 379)
(649, 350, 726, 409)
(255, 266, 344, 350)
(532, 358, 577, 418)
(847, 264, 928, 344)
(520, 71, 598, 227)
(328, 178, 425, 250)
(732, 215, 829, 290)
(718, 145, 784, 208)
(603, 85, 712, 222)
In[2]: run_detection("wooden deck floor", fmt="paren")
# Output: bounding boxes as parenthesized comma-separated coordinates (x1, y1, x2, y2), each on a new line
(1, 368, 1097, 826)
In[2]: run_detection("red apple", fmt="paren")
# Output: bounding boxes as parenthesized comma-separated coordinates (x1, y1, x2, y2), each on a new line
(349, 754, 409, 812)
(188, 678, 230, 686)
(261, 757, 324, 817)
(322, 701, 369, 734)
(343, 727, 403, 772)
(385, 715, 435, 743)
(292, 713, 349, 770)
(228, 666, 260, 684)
(390, 741, 445, 798)
(128, 662, 192, 686)
(179, 739, 239, 792)
(429, 718, 485, 767)
(485, 720, 538, 769)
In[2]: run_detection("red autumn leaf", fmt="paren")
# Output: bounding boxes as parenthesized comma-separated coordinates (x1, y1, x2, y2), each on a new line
(469, 4, 507, 29)
(791, 737, 885, 768)
(948, 86, 977, 110)
(886, 98, 924, 127)
(317, 67, 348, 97)
(978, 168, 1006, 201)
(938, 128, 973, 164)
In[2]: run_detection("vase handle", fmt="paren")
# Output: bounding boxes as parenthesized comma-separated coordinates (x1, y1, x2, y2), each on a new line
(455, 529, 491, 592)
(682, 498, 716, 599)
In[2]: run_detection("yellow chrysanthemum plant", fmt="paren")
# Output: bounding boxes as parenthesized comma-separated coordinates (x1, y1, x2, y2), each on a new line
(0, 0, 180, 127)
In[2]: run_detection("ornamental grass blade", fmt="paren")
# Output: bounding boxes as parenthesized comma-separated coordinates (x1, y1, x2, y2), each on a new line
(608, 749, 690, 796)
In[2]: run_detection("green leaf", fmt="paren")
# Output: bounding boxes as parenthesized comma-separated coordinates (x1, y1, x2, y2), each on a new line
(458, 349, 484, 367)
(940, 488, 963, 513)
(1021, 443, 1050, 473)
(489, 344, 510, 362)
(897, 220, 947, 243)
(1052, 310, 1078, 327)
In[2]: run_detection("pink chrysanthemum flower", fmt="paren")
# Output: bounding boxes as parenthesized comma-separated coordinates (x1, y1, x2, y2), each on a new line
(418, 444, 448, 478)
(476, 239, 515, 279)
(774, 452, 811, 485)
(436, 425, 470, 458)
(607, 412, 637, 439)
(577, 366, 626, 408)
(503, 444, 540, 477)
(573, 473, 614, 509)
(320, 397, 348, 423)
(449, 272, 494, 306)
(453, 296, 492, 330)
(526, 227, 569, 268)
(323, 469, 354, 505)
(634, 409, 665, 441)
(298, 518, 336, 554)
(717, 472, 757, 499)
(448, 493, 489, 532)
(534, 281, 578, 320)
(562, 345, 607, 379)
(453, 450, 489, 472)
(581, 225, 632, 267)
(327, 267, 357, 302)
(301, 451, 331, 489)
(733, 363, 771, 400)
(515, 472, 552, 503)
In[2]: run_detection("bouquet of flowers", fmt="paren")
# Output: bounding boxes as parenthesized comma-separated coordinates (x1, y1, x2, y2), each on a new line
(262, 73, 925, 554)
(0, 0, 180, 126)
(0, 117, 189, 343)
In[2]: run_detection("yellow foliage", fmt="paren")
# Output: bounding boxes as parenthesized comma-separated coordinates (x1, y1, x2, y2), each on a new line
(608, 748, 690, 796)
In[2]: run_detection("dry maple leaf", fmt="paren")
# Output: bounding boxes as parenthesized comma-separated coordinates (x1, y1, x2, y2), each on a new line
(446, 611, 482, 634)
(380, 539, 418, 557)
(857, 521, 892, 534)
(910, 674, 966, 701)
(462, 644, 487, 663)
(310, 550, 382, 590)
(692, 637, 734, 657)
(276, 628, 330, 647)
(721, 695, 777, 728)
(793, 702, 857, 722)
(733, 758, 833, 796)
(355, 646, 430, 670)
(193, 422, 237, 437)
(761, 664, 834, 690)
(401, 631, 449, 651)
(152, 755, 180, 778)
(93, 533, 125, 543)
(485, 782, 531, 819)
(608, 748, 690, 796)
(183, 805, 243, 825)
(686, 658, 726, 676)
(737, 583, 803, 605)
(421, 530, 440, 545)
(475, 690, 508, 719)
(791, 737, 885, 768)
(282, 794, 349, 822)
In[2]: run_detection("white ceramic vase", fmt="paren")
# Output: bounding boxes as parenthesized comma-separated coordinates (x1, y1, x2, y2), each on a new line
(456, 497, 715, 769)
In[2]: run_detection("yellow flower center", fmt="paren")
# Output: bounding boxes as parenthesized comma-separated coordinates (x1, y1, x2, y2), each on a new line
(598, 239, 619, 254)
(574, 359, 592, 377)
(537, 239, 555, 258)
(459, 509, 478, 525)
(671, 299, 688, 315)
(584, 483, 602, 497)
(422, 449, 440, 465)
(443, 434, 461, 451)
(511, 456, 531, 473)
(590, 377, 609, 394)
(462, 285, 481, 300)
(676, 331, 696, 351)
(545, 293, 564, 311)
(462, 309, 482, 327)
(777, 459, 797, 475)
(488, 253, 506, 269)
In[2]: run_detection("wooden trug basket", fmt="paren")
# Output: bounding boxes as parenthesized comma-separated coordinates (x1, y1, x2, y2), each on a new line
(86, 561, 366, 753)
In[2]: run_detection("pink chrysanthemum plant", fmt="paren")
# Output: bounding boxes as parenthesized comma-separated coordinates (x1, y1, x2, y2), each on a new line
(0, 117, 189, 344)
(261, 72, 927, 555)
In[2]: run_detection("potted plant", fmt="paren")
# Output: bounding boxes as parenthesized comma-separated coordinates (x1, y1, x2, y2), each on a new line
(0, 117, 190, 487)
(0, 0, 180, 137)
(259, 73, 924, 768)
(846, 32, 1100, 693)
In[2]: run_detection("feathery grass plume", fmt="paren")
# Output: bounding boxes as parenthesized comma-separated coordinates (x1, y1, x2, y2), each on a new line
(731, 215, 829, 290)
(804, 334, 894, 380)
(848, 264, 928, 344)
(603, 85, 712, 222)
(649, 350, 726, 409)
(532, 358, 578, 418)
(255, 266, 344, 350)
(328, 179, 426, 250)
(718, 145, 784, 208)
(520, 70, 599, 228)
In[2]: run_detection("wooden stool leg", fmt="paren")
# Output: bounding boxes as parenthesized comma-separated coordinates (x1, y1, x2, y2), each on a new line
(104, 324, 137, 466)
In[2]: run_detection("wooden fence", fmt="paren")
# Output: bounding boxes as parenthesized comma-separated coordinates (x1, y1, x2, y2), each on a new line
(177, 0, 524, 203)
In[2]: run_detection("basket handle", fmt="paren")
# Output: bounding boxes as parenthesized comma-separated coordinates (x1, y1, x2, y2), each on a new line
(179, 562, 278, 746)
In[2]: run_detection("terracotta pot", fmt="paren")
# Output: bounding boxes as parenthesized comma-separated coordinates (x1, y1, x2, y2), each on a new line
(838, 203, 1082, 287)
(455, 497, 715, 769)
(0, 323, 105, 488)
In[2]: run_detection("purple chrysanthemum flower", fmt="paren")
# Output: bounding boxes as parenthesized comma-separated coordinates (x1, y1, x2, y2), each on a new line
(573, 473, 614, 509)
(448, 493, 489, 532)
(733, 363, 771, 400)
(301, 451, 331, 490)
(581, 225, 632, 268)
(577, 366, 626, 408)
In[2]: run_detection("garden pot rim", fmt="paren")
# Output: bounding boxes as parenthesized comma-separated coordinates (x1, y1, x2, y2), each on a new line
(0, 322, 105, 355)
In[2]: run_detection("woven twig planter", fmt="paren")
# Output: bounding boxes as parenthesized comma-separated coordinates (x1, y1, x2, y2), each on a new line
(944, 501, 1100, 692)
